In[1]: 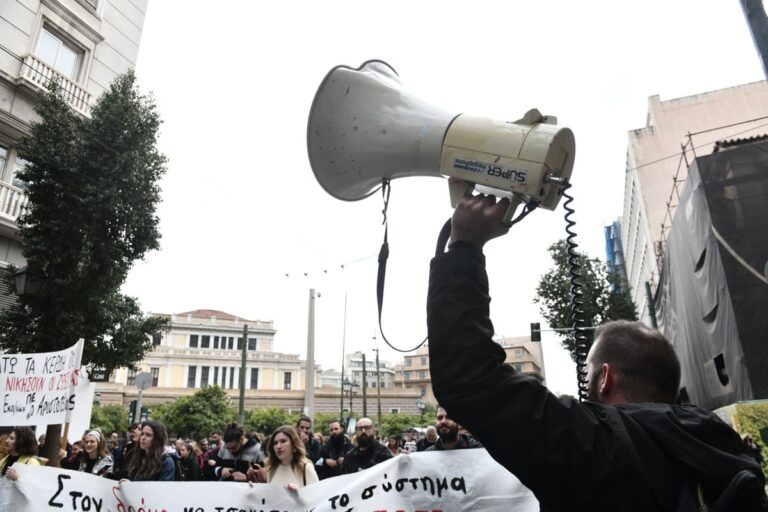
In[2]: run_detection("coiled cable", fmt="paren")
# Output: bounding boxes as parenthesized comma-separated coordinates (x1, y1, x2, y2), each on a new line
(562, 182, 590, 402)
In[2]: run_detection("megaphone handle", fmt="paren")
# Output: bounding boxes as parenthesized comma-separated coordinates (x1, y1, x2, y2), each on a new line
(502, 196, 523, 226)
(448, 178, 475, 208)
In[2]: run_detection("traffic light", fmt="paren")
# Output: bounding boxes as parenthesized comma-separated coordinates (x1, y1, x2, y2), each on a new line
(530, 322, 541, 342)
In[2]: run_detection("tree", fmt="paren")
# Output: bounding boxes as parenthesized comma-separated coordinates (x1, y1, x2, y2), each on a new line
(0, 71, 169, 373)
(246, 407, 297, 437)
(156, 386, 235, 441)
(380, 412, 420, 438)
(90, 404, 129, 435)
(534, 240, 637, 359)
(313, 412, 343, 436)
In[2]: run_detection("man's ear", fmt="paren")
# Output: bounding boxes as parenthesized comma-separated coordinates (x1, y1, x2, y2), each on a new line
(599, 363, 613, 398)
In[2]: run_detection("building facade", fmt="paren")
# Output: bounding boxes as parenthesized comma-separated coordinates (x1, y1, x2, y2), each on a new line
(621, 81, 768, 323)
(394, 338, 544, 404)
(0, 0, 148, 307)
(344, 350, 396, 389)
(95, 309, 425, 415)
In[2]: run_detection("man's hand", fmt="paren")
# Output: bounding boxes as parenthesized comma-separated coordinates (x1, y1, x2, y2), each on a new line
(231, 471, 247, 482)
(450, 192, 511, 248)
(325, 458, 337, 468)
(220, 467, 233, 479)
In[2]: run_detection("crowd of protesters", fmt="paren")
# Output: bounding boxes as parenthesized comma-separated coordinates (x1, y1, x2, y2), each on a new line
(0, 408, 484, 491)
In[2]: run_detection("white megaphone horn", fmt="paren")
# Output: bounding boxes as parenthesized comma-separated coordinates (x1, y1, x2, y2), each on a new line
(307, 60, 575, 221)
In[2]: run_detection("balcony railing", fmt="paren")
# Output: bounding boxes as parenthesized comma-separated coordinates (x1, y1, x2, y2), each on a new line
(19, 55, 91, 117)
(0, 181, 28, 223)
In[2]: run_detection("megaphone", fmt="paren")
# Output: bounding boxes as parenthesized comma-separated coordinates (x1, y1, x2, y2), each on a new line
(307, 60, 575, 219)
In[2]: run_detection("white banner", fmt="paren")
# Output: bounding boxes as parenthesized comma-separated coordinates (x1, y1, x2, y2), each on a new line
(0, 450, 538, 512)
(0, 340, 84, 426)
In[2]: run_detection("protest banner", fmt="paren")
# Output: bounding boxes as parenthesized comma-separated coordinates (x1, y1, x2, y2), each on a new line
(0, 449, 539, 512)
(0, 340, 84, 426)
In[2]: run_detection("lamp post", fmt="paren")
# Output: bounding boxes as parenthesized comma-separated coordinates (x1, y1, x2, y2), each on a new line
(416, 397, 425, 426)
(342, 378, 359, 427)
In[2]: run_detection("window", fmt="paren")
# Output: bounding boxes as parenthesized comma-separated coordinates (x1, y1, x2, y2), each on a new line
(221, 367, 227, 388)
(418, 370, 426, 380)
(390, 408, 400, 414)
(150, 367, 160, 387)
(12, 157, 28, 190)
(189, 335, 198, 348)
(237, 337, 243, 350)
(35, 27, 81, 80)
(213, 367, 219, 385)
(404, 371, 411, 380)
(126, 369, 136, 386)
(201, 366, 209, 387)
(514, 349, 522, 359)
(405, 358, 412, 367)
(213, 336, 219, 349)
(201, 335, 210, 348)
(187, 366, 196, 388)
(228, 367, 235, 389)
(152, 333, 162, 347)
(513, 363, 523, 372)
(248, 338, 257, 351)
(228, 337, 234, 350)
(284, 372, 292, 390)
(250, 368, 259, 390)
(420, 356, 427, 366)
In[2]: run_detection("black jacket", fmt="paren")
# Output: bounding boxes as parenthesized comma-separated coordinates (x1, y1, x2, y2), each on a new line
(427, 246, 766, 512)
(425, 433, 482, 451)
(341, 441, 392, 474)
(318, 435, 353, 479)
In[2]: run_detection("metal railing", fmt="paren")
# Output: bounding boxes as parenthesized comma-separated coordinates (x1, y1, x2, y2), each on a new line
(19, 54, 91, 117)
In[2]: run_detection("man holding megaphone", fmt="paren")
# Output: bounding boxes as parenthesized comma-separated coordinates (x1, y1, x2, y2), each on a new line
(426, 189, 766, 512)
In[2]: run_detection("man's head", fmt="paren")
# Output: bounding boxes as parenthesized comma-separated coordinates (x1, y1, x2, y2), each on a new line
(425, 425, 437, 443)
(587, 320, 680, 405)
(329, 420, 344, 440)
(222, 423, 246, 454)
(355, 418, 375, 449)
(209, 429, 222, 446)
(296, 415, 312, 437)
(436, 407, 459, 443)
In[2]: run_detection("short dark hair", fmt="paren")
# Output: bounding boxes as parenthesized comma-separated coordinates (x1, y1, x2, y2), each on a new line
(592, 321, 680, 403)
(296, 415, 311, 426)
(222, 423, 244, 443)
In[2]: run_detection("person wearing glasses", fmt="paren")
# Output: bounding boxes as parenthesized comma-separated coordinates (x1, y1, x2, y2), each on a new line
(341, 418, 392, 474)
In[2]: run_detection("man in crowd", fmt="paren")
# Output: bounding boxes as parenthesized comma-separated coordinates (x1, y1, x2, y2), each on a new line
(427, 191, 766, 511)
(341, 417, 392, 474)
(319, 419, 353, 479)
(202, 429, 222, 480)
(425, 406, 482, 451)
(416, 426, 438, 451)
(297, 415, 321, 464)
(212, 422, 263, 482)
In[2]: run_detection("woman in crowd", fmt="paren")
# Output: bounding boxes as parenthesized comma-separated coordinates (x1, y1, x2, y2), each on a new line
(124, 420, 175, 481)
(61, 440, 84, 470)
(1, 427, 41, 480)
(77, 430, 113, 477)
(178, 439, 201, 481)
(250, 425, 318, 490)
(189, 440, 204, 470)
(386, 436, 402, 456)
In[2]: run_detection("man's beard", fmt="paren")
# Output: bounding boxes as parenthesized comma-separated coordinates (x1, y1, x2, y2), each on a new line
(438, 425, 458, 443)
(330, 433, 344, 446)
(357, 435, 373, 448)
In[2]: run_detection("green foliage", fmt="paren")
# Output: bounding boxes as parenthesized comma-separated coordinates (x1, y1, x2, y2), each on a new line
(735, 402, 768, 478)
(534, 240, 638, 359)
(380, 412, 421, 438)
(90, 404, 128, 435)
(246, 407, 297, 437)
(0, 71, 168, 373)
(157, 386, 235, 440)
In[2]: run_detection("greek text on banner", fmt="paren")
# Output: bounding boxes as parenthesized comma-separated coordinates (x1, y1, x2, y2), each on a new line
(0, 339, 84, 426)
(0, 449, 539, 511)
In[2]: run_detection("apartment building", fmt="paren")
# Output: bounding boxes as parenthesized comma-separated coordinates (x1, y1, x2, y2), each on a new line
(622, 81, 768, 322)
(0, 0, 148, 307)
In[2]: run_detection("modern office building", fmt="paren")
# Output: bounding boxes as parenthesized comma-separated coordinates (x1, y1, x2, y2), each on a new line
(0, 0, 148, 308)
(621, 80, 768, 323)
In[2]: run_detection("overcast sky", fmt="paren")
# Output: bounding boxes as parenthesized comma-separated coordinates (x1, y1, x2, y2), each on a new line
(122, 1, 765, 397)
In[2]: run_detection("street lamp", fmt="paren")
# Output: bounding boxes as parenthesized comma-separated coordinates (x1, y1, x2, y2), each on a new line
(416, 397, 425, 425)
(13, 265, 43, 296)
(342, 378, 359, 427)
